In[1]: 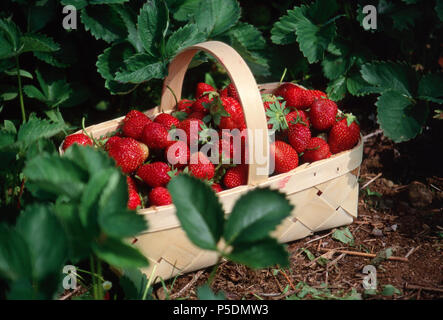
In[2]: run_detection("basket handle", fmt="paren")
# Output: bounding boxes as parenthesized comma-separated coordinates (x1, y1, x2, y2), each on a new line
(160, 41, 270, 186)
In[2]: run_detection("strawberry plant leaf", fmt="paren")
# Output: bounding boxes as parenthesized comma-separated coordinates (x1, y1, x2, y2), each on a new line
(360, 61, 416, 97)
(16, 204, 68, 282)
(194, 0, 241, 37)
(417, 73, 443, 104)
(271, 0, 339, 63)
(322, 55, 351, 80)
(114, 53, 166, 83)
(0, 18, 22, 58)
(326, 75, 347, 101)
(89, 0, 130, 4)
(16, 113, 66, 149)
(391, 7, 420, 31)
(0, 224, 32, 282)
(168, 174, 224, 251)
(112, 4, 144, 53)
(228, 22, 266, 51)
(376, 90, 429, 142)
(81, 4, 127, 43)
(119, 268, 149, 300)
(332, 227, 354, 245)
(21, 33, 60, 53)
(137, 0, 169, 57)
(382, 284, 401, 296)
(437, 0, 443, 21)
(227, 237, 289, 269)
(92, 237, 149, 269)
(61, 0, 88, 10)
(173, 0, 203, 21)
(230, 33, 270, 77)
(197, 284, 225, 300)
(165, 24, 206, 60)
(346, 72, 370, 96)
(224, 188, 293, 246)
(4, 68, 33, 79)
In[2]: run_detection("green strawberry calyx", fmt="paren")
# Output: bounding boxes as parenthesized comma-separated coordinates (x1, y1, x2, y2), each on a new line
(266, 100, 289, 132)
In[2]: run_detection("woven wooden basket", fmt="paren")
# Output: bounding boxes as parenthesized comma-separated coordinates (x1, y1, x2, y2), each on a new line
(63, 41, 363, 281)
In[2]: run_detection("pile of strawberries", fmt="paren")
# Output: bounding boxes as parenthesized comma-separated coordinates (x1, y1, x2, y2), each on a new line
(61, 81, 360, 211)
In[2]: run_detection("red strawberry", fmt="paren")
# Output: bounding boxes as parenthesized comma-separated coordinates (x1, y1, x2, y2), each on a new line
(219, 130, 246, 164)
(188, 152, 215, 180)
(276, 83, 324, 110)
(107, 138, 149, 173)
(127, 176, 141, 210)
(288, 124, 311, 154)
(188, 111, 206, 121)
(122, 110, 152, 140)
(104, 136, 121, 151)
(270, 141, 299, 174)
(328, 115, 360, 154)
(274, 82, 294, 99)
(286, 109, 310, 128)
(309, 98, 338, 131)
(196, 82, 216, 98)
(177, 118, 204, 145)
(62, 133, 93, 151)
(226, 83, 240, 101)
(211, 183, 224, 193)
(142, 122, 172, 150)
(177, 99, 194, 114)
(191, 95, 212, 114)
(218, 97, 246, 131)
(302, 137, 331, 163)
(149, 187, 172, 206)
(219, 87, 228, 98)
(262, 94, 280, 111)
(164, 141, 189, 168)
(154, 113, 180, 130)
(310, 90, 327, 101)
(223, 165, 248, 189)
(137, 162, 171, 187)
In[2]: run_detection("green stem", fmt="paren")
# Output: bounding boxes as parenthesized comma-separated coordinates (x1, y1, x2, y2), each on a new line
(96, 258, 103, 300)
(142, 264, 158, 300)
(15, 56, 26, 123)
(90, 255, 98, 300)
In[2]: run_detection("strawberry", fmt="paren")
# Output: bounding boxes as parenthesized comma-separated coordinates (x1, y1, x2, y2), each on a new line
(211, 183, 224, 193)
(107, 138, 149, 173)
(270, 141, 299, 174)
(149, 187, 172, 206)
(122, 110, 152, 140)
(328, 114, 360, 154)
(217, 97, 246, 131)
(276, 83, 326, 110)
(223, 165, 248, 189)
(286, 109, 310, 128)
(142, 122, 173, 150)
(302, 137, 331, 163)
(127, 176, 141, 210)
(288, 124, 311, 154)
(219, 87, 228, 98)
(188, 111, 206, 121)
(196, 82, 216, 98)
(226, 83, 240, 101)
(188, 152, 215, 180)
(310, 90, 327, 101)
(219, 130, 247, 164)
(154, 113, 180, 130)
(273, 82, 294, 99)
(177, 118, 204, 145)
(177, 99, 194, 114)
(164, 141, 189, 169)
(137, 162, 171, 187)
(309, 98, 338, 131)
(191, 95, 212, 114)
(262, 93, 280, 111)
(104, 136, 121, 151)
(62, 133, 93, 150)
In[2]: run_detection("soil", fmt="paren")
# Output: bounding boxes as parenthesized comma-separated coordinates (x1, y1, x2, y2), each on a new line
(155, 127, 443, 300)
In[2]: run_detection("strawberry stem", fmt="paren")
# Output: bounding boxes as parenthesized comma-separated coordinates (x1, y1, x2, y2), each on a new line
(279, 68, 287, 85)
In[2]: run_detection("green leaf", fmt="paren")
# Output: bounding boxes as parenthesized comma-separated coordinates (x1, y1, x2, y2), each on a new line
(0, 85, 18, 101)
(391, 7, 420, 31)
(112, 4, 144, 52)
(360, 62, 415, 97)
(137, 0, 169, 57)
(197, 284, 225, 300)
(28, 0, 56, 32)
(228, 238, 289, 269)
(81, 4, 127, 43)
(326, 76, 347, 101)
(16, 204, 68, 281)
(98, 171, 147, 238)
(4, 69, 33, 79)
(0, 224, 32, 281)
(168, 174, 224, 251)
(0, 18, 23, 58)
(89, 0, 130, 4)
(332, 227, 354, 245)
(271, 0, 339, 63)
(120, 268, 149, 300)
(322, 55, 351, 80)
(114, 53, 166, 83)
(16, 113, 66, 149)
(301, 248, 315, 261)
(165, 24, 206, 60)
(376, 90, 428, 142)
(61, 0, 88, 10)
(382, 284, 401, 296)
(224, 188, 292, 245)
(437, 0, 443, 21)
(346, 72, 370, 96)
(63, 144, 114, 175)
(173, 0, 203, 21)
(228, 23, 266, 51)
(417, 73, 443, 104)
(195, 0, 241, 37)
(23, 153, 88, 199)
(92, 237, 149, 269)
(21, 33, 60, 53)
